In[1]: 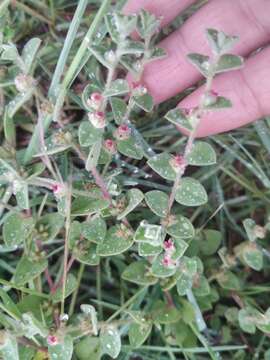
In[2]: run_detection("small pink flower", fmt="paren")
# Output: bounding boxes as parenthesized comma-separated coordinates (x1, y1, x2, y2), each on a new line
(51, 183, 65, 198)
(162, 254, 175, 268)
(104, 139, 117, 155)
(170, 155, 187, 172)
(88, 111, 106, 129)
(114, 124, 131, 140)
(87, 92, 103, 110)
(182, 108, 193, 117)
(47, 335, 58, 346)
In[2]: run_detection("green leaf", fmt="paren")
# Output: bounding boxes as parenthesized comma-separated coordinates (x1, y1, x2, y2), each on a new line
(129, 322, 152, 348)
(137, 9, 161, 39)
(85, 141, 102, 171)
(175, 177, 208, 207)
(165, 214, 195, 239)
(204, 96, 232, 110)
(122, 260, 157, 285)
(22, 312, 48, 338)
(153, 302, 181, 324)
(82, 217, 107, 244)
(133, 93, 154, 112)
(134, 221, 165, 246)
(217, 270, 241, 290)
(103, 79, 129, 97)
(71, 196, 110, 216)
(199, 230, 222, 256)
(75, 337, 101, 360)
(100, 327, 121, 359)
(216, 54, 244, 73)
(193, 276, 211, 297)
(243, 218, 257, 242)
(89, 45, 115, 69)
(15, 182, 29, 209)
(238, 307, 258, 334)
(73, 242, 100, 266)
(35, 213, 64, 242)
(147, 47, 167, 62)
(243, 244, 263, 271)
(48, 335, 73, 360)
(187, 142, 216, 166)
(6, 88, 35, 118)
(138, 242, 162, 257)
(3, 213, 33, 248)
(0, 333, 19, 360)
(187, 53, 211, 77)
(78, 121, 103, 147)
(0, 288, 21, 319)
(117, 188, 144, 220)
(120, 40, 145, 55)
(171, 238, 189, 261)
(145, 190, 168, 218)
(176, 273, 193, 296)
(117, 136, 144, 160)
(165, 108, 193, 131)
(151, 254, 177, 278)
(147, 153, 176, 181)
(51, 274, 77, 304)
(13, 256, 48, 286)
(110, 97, 127, 124)
(22, 38, 41, 74)
(97, 225, 134, 256)
(206, 29, 239, 55)
(105, 13, 137, 42)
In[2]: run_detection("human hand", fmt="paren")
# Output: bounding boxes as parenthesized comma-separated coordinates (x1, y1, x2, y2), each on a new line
(124, 0, 270, 137)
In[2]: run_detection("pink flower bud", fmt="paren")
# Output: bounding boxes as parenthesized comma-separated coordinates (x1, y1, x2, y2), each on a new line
(169, 155, 187, 172)
(88, 111, 106, 129)
(132, 83, 148, 97)
(163, 239, 175, 253)
(87, 92, 103, 110)
(203, 90, 219, 107)
(14, 74, 35, 93)
(114, 124, 131, 140)
(47, 335, 58, 346)
(104, 139, 117, 155)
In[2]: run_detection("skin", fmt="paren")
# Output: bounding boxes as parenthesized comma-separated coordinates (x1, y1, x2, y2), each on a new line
(123, 0, 270, 137)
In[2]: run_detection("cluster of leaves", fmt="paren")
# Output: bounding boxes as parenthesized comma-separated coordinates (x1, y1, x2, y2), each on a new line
(1, 1, 270, 359)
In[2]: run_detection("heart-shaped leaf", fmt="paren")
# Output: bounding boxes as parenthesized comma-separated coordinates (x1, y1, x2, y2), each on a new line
(128, 322, 152, 348)
(117, 188, 144, 220)
(117, 136, 144, 160)
(82, 216, 107, 244)
(147, 153, 176, 181)
(187, 142, 216, 166)
(78, 121, 103, 147)
(122, 260, 157, 285)
(175, 177, 208, 207)
(165, 214, 195, 239)
(97, 225, 133, 256)
(165, 108, 193, 131)
(100, 327, 121, 359)
(145, 190, 169, 217)
(13, 256, 48, 286)
(3, 213, 33, 248)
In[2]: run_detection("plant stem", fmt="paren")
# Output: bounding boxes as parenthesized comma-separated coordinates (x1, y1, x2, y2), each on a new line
(61, 184, 72, 316)
(68, 263, 85, 317)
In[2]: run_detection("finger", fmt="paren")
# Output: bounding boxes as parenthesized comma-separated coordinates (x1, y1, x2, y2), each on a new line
(137, 0, 270, 104)
(123, 0, 195, 28)
(178, 47, 270, 137)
